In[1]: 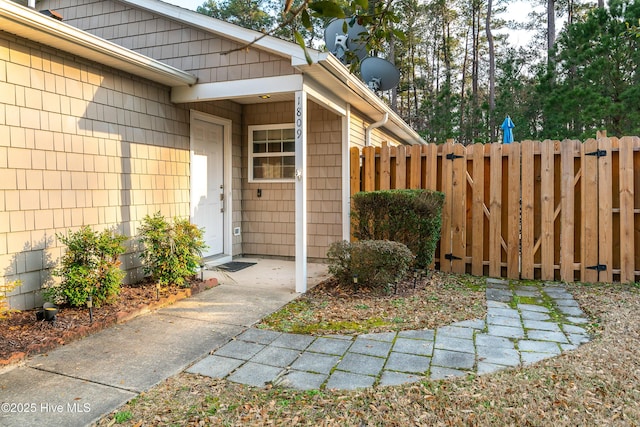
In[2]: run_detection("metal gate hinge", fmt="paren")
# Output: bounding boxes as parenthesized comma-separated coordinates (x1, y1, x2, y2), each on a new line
(446, 153, 464, 160)
(586, 264, 607, 271)
(586, 150, 607, 158)
(444, 253, 462, 261)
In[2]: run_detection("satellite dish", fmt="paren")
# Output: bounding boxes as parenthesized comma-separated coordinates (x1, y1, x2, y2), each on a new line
(360, 57, 400, 91)
(324, 18, 368, 63)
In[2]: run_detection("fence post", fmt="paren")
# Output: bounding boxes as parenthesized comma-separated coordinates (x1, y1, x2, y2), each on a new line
(598, 136, 613, 282)
(379, 143, 391, 190)
(467, 144, 485, 276)
(540, 140, 556, 280)
(506, 143, 521, 279)
(581, 138, 599, 282)
(559, 140, 578, 282)
(440, 141, 455, 272)
(394, 145, 407, 189)
(618, 136, 635, 283)
(487, 143, 503, 277)
(362, 145, 376, 192)
(423, 144, 438, 190)
(409, 144, 422, 189)
(520, 140, 535, 279)
(450, 143, 467, 273)
(350, 146, 361, 196)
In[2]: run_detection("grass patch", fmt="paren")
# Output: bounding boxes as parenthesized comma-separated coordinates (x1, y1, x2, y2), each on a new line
(258, 271, 486, 335)
(114, 411, 133, 423)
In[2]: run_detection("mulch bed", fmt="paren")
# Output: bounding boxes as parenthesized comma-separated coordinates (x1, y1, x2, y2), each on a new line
(0, 278, 218, 367)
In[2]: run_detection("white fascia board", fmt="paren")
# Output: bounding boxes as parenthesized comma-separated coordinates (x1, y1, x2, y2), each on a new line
(120, 0, 324, 65)
(171, 75, 303, 103)
(320, 55, 427, 145)
(0, 0, 197, 87)
(303, 78, 347, 117)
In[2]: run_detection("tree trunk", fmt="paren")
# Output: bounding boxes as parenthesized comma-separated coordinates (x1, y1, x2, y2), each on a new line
(390, 35, 398, 111)
(460, 28, 469, 143)
(472, 2, 480, 140)
(547, 0, 556, 69)
(486, 0, 496, 141)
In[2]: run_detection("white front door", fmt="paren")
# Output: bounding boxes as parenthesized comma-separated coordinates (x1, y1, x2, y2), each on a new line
(191, 117, 225, 257)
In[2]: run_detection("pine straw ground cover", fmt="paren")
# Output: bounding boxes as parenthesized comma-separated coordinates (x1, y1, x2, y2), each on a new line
(96, 274, 640, 427)
(0, 279, 215, 366)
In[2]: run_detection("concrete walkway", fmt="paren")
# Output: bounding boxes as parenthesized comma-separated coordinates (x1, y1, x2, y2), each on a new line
(188, 278, 591, 390)
(0, 262, 591, 426)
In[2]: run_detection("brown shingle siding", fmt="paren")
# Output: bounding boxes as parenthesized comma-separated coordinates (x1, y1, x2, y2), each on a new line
(37, 0, 298, 84)
(0, 30, 197, 309)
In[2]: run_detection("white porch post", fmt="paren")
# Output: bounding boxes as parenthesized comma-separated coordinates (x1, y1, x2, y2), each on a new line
(295, 90, 308, 293)
(342, 104, 351, 240)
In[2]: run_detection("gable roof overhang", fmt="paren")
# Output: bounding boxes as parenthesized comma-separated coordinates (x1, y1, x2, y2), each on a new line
(121, 0, 425, 145)
(120, 0, 323, 65)
(0, 0, 197, 87)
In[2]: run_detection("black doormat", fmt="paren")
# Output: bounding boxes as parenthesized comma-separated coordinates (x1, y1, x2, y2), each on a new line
(215, 261, 257, 272)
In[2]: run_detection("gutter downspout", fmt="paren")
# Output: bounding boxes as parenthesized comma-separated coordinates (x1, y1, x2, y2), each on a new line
(28, 0, 35, 8)
(365, 113, 388, 146)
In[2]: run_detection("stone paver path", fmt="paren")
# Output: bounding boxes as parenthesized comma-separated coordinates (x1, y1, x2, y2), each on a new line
(189, 278, 591, 390)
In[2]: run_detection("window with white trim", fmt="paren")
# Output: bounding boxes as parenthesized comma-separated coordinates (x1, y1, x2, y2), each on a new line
(248, 124, 295, 182)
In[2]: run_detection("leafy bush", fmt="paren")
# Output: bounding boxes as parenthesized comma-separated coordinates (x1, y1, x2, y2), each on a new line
(351, 189, 444, 268)
(45, 227, 127, 307)
(0, 280, 22, 319)
(327, 240, 414, 293)
(137, 212, 207, 287)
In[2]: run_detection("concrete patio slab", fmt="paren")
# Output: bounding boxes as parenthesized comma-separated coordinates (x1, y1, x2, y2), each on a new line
(430, 366, 467, 380)
(378, 370, 421, 387)
(290, 352, 340, 374)
(337, 353, 385, 376)
(306, 337, 352, 356)
(271, 333, 315, 350)
(349, 338, 393, 357)
(431, 349, 476, 370)
(393, 337, 434, 356)
(280, 370, 327, 390)
(385, 352, 431, 374)
(227, 362, 284, 387)
(186, 355, 244, 378)
(434, 335, 475, 354)
(326, 371, 375, 390)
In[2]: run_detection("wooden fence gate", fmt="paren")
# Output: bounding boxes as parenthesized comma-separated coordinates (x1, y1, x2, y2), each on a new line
(350, 135, 640, 283)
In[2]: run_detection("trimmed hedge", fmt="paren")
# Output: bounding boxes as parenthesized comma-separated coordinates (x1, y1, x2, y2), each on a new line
(327, 239, 415, 292)
(351, 189, 445, 268)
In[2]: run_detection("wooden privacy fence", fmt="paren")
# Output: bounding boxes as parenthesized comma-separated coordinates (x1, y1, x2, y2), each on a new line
(350, 135, 640, 283)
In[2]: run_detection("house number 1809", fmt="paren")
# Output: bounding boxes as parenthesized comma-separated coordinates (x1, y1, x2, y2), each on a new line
(295, 94, 303, 139)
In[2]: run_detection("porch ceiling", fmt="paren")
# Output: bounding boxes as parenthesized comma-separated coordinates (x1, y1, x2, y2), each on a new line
(171, 57, 425, 145)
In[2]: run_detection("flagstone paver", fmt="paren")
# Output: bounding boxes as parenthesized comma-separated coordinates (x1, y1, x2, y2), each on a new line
(189, 281, 592, 390)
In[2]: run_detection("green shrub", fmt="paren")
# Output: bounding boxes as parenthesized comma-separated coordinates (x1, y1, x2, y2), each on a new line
(327, 240, 414, 293)
(45, 227, 127, 307)
(137, 212, 207, 287)
(0, 280, 22, 319)
(351, 189, 445, 268)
